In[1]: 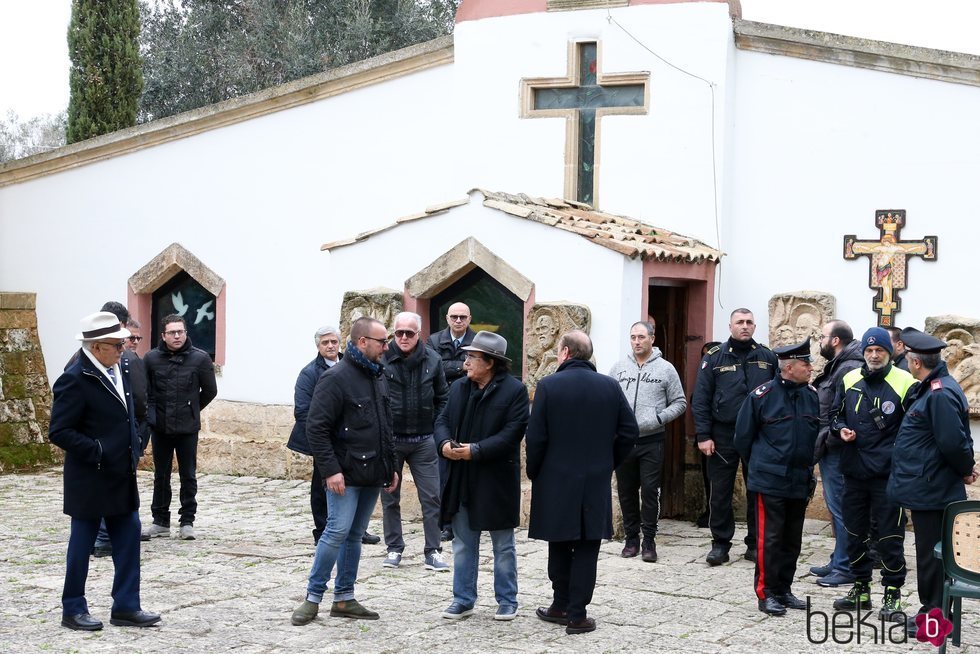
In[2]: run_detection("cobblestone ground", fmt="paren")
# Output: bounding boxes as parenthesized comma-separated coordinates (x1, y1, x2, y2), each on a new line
(1, 470, 976, 653)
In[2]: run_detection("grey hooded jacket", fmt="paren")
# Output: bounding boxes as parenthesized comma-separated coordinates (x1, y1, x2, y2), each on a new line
(609, 348, 687, 439)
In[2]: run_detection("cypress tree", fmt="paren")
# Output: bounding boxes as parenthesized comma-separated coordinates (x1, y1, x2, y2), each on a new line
(66, 0, 143, 144)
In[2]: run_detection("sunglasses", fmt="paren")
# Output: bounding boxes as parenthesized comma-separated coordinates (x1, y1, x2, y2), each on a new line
(127, 335, 142, 343)
(394, 329, 418, 339)
(98, 341, 125, 351)
(449, 315, 470, 322)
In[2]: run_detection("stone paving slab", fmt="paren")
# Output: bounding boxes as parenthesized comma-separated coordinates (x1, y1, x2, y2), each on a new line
(1, 470, 976, 653)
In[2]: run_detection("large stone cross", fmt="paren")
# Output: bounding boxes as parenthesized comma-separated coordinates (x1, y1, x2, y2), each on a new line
(520, 41, 648, 207)
(843, 210, 937, 327)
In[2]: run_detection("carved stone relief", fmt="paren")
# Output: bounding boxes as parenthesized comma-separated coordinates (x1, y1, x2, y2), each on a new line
(925, 315, 980, 417)
(338, 288, 403, 345)
(524, 302, 591, 391)
(768, 292, 836, 378)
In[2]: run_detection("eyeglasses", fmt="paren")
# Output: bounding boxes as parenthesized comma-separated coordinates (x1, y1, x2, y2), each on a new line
(394, 330, 418, 339)
(127, 336, 142, 343)
(98, 341, 125, 351)
(449, 315, 470, 322)
(164, 330, 186, 337)
(362, 335, 389, 345)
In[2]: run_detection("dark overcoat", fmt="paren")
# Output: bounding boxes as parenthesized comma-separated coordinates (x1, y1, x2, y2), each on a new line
(526, 359, 638, 542)
(49, 353, 140, 519)
(287, 355, 329, 455)
(435, 369, 528, 531)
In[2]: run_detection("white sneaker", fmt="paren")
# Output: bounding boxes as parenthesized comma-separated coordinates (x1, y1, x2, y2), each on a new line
(382, 551, 402, 568)
(141, 523, 170, 539)
(424, 551, 450, 572)
(179, 524, 195, 540)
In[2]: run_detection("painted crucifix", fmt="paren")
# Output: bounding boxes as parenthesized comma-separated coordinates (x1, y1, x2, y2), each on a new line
(843, 210, 937, 327)
(520, 41, 649, 207)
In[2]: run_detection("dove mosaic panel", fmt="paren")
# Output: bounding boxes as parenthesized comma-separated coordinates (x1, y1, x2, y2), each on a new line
(151, 271, 217, 360)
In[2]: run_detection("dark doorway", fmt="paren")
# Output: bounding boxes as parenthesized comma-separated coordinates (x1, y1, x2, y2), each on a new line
(647, 280, 689, 517)
(429, 267, 524, 375)
(151, 271, 217, 360)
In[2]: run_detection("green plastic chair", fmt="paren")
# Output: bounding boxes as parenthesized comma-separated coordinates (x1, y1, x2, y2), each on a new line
(937, 500, 980, 652)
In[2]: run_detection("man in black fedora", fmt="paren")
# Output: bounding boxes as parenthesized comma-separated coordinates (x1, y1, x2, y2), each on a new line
(436, 330, 529, 622)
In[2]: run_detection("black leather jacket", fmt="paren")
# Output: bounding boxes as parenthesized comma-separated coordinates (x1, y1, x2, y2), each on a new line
(382, 342, 449, 435)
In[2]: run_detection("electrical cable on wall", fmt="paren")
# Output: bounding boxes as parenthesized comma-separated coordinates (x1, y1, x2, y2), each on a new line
(606, 10, 727, 311)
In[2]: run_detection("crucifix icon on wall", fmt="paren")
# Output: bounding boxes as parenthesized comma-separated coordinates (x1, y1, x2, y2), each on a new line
(843, 210, 937, 327)
(520, 41, 649, 207)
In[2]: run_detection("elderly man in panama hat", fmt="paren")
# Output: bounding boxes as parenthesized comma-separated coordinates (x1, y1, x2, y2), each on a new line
(48, 312, 160, 631)
(435, 331, 529, 622)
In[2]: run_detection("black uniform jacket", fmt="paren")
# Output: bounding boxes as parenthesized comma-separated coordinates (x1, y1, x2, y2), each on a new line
(692, 338, 777, 441)
(734, 376, 819, 500)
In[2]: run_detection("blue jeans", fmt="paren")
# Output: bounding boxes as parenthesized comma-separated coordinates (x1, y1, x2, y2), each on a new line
(305, 485, 380, 604)
(451, 505, 518, 610)
(820, 450, 850, 574)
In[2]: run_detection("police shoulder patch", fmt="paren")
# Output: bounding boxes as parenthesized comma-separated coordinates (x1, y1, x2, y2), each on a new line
(931, 379, 943, 391)
(753, 381, 773, 398)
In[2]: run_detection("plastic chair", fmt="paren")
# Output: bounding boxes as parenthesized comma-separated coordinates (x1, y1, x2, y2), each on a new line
(938, 500, 980, 652)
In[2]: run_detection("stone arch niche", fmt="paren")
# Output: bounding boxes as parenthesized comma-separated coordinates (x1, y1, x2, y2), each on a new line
(128, 243, 226, 367)
(403, 237, 534, 377)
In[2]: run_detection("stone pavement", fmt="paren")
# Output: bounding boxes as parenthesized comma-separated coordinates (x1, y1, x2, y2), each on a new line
(1, 470, 976, 654)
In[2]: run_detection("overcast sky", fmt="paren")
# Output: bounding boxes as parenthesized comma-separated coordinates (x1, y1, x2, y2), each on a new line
(1, 0, 978, 119)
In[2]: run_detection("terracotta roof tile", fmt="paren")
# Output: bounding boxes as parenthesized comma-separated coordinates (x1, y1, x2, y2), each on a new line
(321, 189, 723, 264)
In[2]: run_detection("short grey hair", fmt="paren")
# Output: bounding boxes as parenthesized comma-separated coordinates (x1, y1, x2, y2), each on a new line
(126, 318, 141, 330)
(907, 350, 941, 370)
(393, 311, 422, 332)
(778, 358, 794, 371)
(314, 325, 339, 344)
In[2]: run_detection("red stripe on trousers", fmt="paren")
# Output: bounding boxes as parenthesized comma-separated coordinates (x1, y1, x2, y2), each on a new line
(754, 493, 766, 600)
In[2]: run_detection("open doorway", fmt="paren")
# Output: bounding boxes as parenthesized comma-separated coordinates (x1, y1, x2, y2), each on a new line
(647, 280, 689, 517)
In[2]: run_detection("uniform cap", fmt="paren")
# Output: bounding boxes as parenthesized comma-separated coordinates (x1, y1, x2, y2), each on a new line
(899, 327, 946, 355)
(773, 337, 812, 361)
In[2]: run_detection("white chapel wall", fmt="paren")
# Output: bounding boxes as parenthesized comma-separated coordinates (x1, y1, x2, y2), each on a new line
(719, 48, 980, 342)
(0, 64, 459, 403)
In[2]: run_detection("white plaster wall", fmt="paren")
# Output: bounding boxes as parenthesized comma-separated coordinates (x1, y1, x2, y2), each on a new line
(324, 193, 642, 374)
(721, 50, 980, 342)
(0, 64, 459, 402)
(453, 3, 734, 245)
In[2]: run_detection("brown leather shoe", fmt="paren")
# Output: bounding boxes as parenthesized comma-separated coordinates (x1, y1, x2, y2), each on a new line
(566, 617, 597, 634)
(535, 606, 569, 625)
(620, 536, 640, 558)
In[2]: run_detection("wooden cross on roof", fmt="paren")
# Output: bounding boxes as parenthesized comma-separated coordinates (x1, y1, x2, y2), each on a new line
(843, 210, 937, 327)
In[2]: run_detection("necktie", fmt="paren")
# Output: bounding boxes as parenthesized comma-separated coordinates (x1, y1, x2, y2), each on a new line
(454, 339, 460, 349)
(107, 367, 117, 384)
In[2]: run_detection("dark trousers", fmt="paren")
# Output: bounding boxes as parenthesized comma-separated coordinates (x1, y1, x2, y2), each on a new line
(63, 511, 141, 616)
(754, 493, 807, 599)
(910, 509, 944, 612)
(615, 438, 664, 540)
(707, 426, 757, 551)
(310, 454, 328, 544)
(842, 475, 907, 587)
(548, 539, 601, 623)
(151, 431, 198, 526)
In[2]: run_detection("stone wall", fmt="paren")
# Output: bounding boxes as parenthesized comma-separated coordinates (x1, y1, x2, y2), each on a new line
(0, 293, 55, 471)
